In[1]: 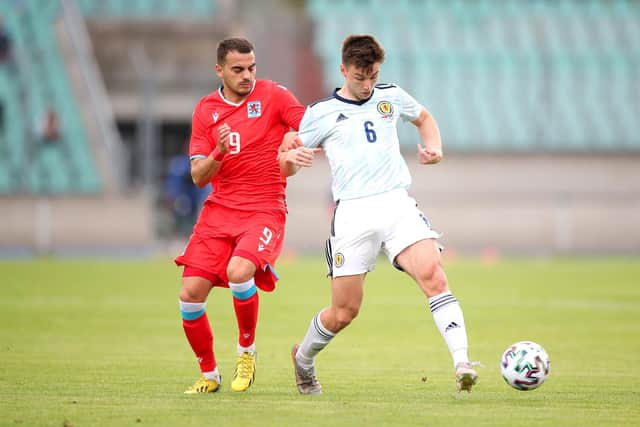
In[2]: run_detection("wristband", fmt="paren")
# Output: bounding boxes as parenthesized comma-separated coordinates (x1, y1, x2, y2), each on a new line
(212, 148, 226, 162)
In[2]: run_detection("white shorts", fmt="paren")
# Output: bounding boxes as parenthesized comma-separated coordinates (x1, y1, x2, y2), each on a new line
(325, 188, 441, 278)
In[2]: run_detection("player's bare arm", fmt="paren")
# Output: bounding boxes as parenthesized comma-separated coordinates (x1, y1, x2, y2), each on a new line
(191, 123, 231, 187)
(280, 131, 302, 152)
(278, 132, 319, 177)
(413, 108, 443, 165)
(277, 132, 300, 177)
(278, 146, 320, 176)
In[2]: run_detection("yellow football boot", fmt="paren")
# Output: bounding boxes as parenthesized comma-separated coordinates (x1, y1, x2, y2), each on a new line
(231, 352, 257, 392)
(184, 375, 221, 394)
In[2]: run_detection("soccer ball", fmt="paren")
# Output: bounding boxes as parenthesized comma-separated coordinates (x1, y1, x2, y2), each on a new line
(500, 341, 551, 391)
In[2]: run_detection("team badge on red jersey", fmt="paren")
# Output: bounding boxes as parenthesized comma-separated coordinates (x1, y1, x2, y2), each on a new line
(247, 101, 262, 118)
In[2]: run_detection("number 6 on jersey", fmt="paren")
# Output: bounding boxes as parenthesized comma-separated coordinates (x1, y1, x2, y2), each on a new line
(364, 121, 377, 143)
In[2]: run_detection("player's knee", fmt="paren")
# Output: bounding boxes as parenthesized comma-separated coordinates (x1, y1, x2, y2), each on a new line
(180, 274, 214, 302)
(227, 258, 256, 284)
(180, 286, 205, 303)
(227, 267, 254, 284)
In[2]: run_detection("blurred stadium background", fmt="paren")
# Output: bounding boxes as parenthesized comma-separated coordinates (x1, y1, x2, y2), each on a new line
(0, 0, 638, 257)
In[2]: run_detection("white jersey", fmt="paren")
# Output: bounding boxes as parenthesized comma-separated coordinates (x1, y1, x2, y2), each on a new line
(298, 83, 423, 201)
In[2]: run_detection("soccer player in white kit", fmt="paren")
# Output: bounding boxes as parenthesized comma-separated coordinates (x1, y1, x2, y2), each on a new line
(280, 34, 478, 394)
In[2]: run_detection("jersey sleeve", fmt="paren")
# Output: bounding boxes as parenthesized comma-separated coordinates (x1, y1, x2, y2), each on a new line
(189, 101, 214, 160)
(396, 86, 423, 122)
(275, 84, 306, 130)
(297, 107, 325, 148)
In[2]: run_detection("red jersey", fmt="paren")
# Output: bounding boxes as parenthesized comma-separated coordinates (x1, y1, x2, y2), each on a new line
(190, 79, 305, 213)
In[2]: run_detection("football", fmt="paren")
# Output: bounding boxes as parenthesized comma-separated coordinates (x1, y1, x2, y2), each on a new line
(500, 341, 551, 390)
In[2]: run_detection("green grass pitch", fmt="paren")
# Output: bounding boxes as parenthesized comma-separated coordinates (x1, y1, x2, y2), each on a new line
(1, 257, 639, 426)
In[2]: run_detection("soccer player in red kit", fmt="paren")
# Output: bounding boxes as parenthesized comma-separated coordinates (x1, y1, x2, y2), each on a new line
(175, 37, 305, 394)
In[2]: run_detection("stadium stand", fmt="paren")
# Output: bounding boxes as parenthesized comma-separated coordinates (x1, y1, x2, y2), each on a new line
(78, 0, 216, 18)
(306, 0, 640, 152)
(0, 66, 24, 193)
(1, 0, 98, 194)
(0, 0, 217, 195)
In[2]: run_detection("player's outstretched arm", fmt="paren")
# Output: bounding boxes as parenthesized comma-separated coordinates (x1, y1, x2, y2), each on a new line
(278, 131, 302, 177)
(413, 108, 443, 165)
(281, 131, 302, 152)
(278, 132, 320, 177)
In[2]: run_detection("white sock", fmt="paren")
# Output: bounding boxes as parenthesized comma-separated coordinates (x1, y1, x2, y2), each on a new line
(202, 368, 220, 382)
(296, 310, 335, 368)
(237, 343, 256, 354)
(428, 291, 469, 367)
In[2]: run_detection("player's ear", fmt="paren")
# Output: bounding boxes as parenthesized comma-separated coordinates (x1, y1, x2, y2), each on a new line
(340, 63, 347, 78)
(215, 63, 223, 78)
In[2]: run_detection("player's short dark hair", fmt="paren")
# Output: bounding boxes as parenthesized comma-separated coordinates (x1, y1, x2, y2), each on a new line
(341, 34, 385, 72)
(217, 37, 254, 65)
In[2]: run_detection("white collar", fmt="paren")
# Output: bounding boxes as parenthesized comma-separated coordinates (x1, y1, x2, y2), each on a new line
(218, 81, 257, 106)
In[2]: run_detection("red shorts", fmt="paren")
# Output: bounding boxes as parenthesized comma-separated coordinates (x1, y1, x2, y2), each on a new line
(174, 202, 285, 292)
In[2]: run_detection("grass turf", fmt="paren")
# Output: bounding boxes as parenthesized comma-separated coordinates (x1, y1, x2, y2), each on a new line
(0, 257, 639, 426)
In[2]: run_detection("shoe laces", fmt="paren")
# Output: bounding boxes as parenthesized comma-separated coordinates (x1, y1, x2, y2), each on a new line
(189, 376, 209, 391)
(298, 364, 318, 385)
(236, 353, 255, 378)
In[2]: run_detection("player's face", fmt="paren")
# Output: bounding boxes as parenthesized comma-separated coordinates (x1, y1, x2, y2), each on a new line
(341, 63, 380, 101)
(216, 50, 257, 102)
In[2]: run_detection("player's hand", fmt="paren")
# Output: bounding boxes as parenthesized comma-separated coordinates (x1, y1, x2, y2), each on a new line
(417, 142, 443, 165)
(285, 147, 320, 168)
(217, 123, 231, 153)
(280, 131, 302, 152)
